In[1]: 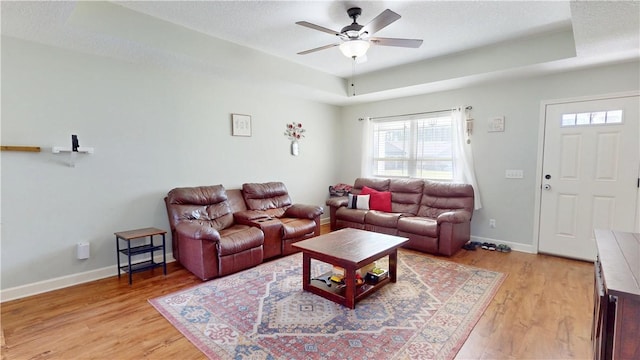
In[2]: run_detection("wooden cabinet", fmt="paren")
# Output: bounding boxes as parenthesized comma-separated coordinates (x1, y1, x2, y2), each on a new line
(593, 230, 640, 360)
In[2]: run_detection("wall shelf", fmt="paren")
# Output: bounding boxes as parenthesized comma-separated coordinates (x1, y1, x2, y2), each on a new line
(1, 146, 41, 152)
(52, 146, 94, 154)
(52, 146, 94, 167)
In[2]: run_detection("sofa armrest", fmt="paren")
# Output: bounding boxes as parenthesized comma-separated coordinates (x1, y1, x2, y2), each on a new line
(325, 196, 348, 208)
(284, 204, 324, 219)
(234, 210, 272, 222)
(436, 211, 471, 224)
(175, 221, 221, 242)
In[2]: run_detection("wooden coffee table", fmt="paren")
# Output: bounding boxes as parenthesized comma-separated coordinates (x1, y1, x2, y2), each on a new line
(292, 228, 408, 309)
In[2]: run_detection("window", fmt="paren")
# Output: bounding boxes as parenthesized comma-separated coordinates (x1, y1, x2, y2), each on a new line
(561, 110, 623, 127)
(369, 113, 453, 180)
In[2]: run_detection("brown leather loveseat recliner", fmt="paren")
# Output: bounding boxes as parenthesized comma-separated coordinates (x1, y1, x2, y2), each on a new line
(165, 182, 323, 280)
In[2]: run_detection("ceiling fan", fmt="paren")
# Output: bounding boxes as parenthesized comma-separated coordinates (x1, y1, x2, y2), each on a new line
(296, 7, 423, 59)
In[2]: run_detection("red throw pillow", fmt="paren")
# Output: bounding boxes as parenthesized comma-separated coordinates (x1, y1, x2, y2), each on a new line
(360, 186, 392, 212)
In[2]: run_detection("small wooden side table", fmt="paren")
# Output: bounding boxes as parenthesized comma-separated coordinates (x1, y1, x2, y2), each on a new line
(115, 227, 167, 285)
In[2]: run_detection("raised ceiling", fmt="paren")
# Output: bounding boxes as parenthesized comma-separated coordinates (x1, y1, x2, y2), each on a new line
(2, 1, 639, 105)
(116, 0, 575, 78)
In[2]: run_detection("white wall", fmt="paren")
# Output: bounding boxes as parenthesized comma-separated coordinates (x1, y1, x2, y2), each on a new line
(339, 61, 640, 252)
(2, 31, 638, 297)
(1, 36, 341, 291)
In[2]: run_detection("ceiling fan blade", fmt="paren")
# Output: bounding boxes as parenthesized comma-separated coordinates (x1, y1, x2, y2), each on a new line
(360, 9, 401, 36)
(297, 43, 340, 55)
(370, 37, 423, 48)
(296, 21, 341, 36)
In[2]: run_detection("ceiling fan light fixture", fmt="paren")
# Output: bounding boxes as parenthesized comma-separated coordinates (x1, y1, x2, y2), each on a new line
(339, 39, 370, 58)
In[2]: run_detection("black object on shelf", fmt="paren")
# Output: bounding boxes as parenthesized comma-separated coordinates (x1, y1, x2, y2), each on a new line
(72, 134, 79, 152)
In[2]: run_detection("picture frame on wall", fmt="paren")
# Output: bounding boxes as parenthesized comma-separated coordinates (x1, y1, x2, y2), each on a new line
(232, 114, 252, 137)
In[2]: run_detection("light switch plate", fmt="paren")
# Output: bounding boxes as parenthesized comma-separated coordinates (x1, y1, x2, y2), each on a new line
(488, 116, 505, 132)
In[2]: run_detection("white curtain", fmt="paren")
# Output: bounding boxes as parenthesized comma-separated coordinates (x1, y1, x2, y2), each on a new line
(360, 117, 372, 177)
(452, 107, 482, 209)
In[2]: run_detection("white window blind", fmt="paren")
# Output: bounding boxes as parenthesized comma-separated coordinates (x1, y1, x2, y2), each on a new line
(370, 113, 453, 180)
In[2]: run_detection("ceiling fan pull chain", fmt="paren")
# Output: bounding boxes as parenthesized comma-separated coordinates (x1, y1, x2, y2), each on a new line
(351, 57, 357, 96)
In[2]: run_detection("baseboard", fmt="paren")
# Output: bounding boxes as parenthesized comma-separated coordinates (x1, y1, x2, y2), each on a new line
(1, 236, 534, 302)
(0, 253, 175, 303)
(470, 235, 537, 254)
(320, 216, 330, 225)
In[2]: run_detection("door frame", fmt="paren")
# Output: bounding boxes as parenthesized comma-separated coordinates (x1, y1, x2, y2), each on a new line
(532, 90, 640, 254)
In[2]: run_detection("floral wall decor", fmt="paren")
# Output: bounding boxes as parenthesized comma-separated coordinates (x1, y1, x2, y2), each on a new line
(284, 122, 305, 140)
(284, 122, 305, 156)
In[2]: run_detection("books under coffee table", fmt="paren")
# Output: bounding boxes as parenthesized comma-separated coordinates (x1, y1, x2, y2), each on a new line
(292, 228, 409, 309)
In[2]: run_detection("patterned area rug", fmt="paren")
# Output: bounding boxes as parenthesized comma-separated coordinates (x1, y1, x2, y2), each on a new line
(149, 249, 505, 359)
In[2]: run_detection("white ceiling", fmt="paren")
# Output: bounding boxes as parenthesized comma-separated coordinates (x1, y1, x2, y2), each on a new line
(2, 1, 639, 105)
(115, 0, 575, 78)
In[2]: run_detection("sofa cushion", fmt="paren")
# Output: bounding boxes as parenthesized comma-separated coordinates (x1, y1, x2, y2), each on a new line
(217, 225, 264, 256)
(326, 196, 348, 208)
(353, 178, 390, 193)
(360, 186, 392, 212)
(365, 210, 402, 228)
(167, 184, 227, 205)
(418, 180, 474, 218)
(347, 194, 370, 209)
(284, 204, 324, 219)
(225, 188, 248, 213)
(242, 182, 293, 210)
(389, 179, 424, 215)
(280, 218, 316, 239)
(175, 221, 222, 242)
(397, 216, 438, 237)
(336, 207, 367, 223)
(167, 185, 234, 230)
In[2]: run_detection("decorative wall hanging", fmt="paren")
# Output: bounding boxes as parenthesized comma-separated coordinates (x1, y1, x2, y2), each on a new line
(284, 122, 305, 156)
(232, 114, 252, 137)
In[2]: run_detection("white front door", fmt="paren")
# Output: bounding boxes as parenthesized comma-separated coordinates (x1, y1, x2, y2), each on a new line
(538, 94, 639, 261)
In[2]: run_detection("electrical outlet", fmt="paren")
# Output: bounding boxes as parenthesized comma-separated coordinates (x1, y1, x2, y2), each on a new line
(489, 219, 496, 228)
(76, 242, 90, 259)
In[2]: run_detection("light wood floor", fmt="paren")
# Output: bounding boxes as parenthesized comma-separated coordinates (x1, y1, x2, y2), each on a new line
(1, 225, 594, 359)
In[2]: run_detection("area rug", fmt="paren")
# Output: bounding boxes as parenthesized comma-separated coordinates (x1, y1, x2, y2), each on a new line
(149, 249, 505, 359)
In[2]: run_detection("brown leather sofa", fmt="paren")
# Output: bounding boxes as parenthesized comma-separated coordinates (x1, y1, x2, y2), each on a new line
(165, 182, 323, 280)
(325, 178, 474, 256)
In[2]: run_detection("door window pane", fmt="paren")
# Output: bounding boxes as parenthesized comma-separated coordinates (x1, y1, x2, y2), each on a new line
(561, 114, 576, 127)
(561, 110, 623, 127)
(606, 110, 622, 124)
(576, 113, 591, 125)
(591, 112, 606, 124)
